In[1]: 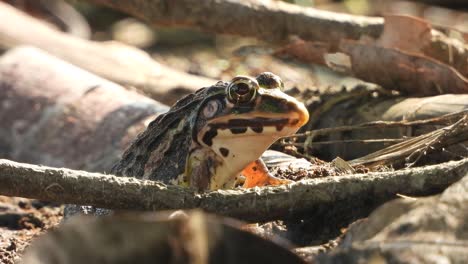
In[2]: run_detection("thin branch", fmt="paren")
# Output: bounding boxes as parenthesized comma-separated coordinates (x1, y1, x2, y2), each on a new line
(279, 138, 408, 146)
(350, 115, 468, 167)
(406, 115, 468, 167)
(0, 158, 467, 222)
(286, 109, 468, 139)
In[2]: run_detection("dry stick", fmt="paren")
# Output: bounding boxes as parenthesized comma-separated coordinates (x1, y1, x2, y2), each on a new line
(406, 116, 468, 166)
(82, 0, 383, 43)
(280, 138, 409, 146)
(287, 109, 468, 139)
(1, 158, 467, 222)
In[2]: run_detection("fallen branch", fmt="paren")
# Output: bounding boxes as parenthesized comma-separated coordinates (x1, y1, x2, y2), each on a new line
(0, 46, 168, 172)
(1, 158, 467, 222)
(0, 2, 215, 105)
(81, 0, 383, 43)
(5, 0, 92, 38)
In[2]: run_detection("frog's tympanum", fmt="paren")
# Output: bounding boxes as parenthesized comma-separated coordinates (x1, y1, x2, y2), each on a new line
(112, 72, 309, 190)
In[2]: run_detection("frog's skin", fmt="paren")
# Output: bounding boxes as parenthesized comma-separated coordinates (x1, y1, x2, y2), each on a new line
(111, 72, 309, 191)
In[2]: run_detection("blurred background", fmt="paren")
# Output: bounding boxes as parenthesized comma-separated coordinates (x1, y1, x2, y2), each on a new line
(3, 0, 466, 94)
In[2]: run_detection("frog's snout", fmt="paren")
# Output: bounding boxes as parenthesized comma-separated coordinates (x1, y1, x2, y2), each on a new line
(257, 91, 309, 128)
(289, 100, 309, 128)
(275, 96, 309, 128)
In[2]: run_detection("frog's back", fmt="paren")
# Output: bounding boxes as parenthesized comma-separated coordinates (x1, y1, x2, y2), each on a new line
(111, 84, 225, 183)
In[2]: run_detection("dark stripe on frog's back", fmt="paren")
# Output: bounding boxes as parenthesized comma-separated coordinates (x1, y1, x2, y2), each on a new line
(146, 119, 193, 182)
(110, 83, 226, 183)
(110, 108, 193, 183)
(111, 94, 201, 181)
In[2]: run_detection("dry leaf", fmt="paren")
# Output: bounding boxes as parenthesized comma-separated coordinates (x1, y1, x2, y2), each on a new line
(377, 15, 432, 53)
(274, 38, 332, 65)
(340, 40, 468, 95)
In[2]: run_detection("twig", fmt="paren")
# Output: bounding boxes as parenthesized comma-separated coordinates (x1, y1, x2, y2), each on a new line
(278, 138, 408, 146)
(349, 115, 468, 168)
(286, 109, 468, 139)
(0, 158, 467, 222)
(405, 115, 468, 167)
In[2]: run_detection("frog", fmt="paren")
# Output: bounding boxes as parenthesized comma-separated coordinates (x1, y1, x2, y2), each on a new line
(111, 72, 309, 191)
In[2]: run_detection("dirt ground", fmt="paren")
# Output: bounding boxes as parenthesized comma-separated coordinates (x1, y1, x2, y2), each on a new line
(0, 196, 62, 264)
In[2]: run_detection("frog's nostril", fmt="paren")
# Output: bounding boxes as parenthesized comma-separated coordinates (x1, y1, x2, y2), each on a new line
(286, 101, 299, 112)
(286, 101, 309, 127)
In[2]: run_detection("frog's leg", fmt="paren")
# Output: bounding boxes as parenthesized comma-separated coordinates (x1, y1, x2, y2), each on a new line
(242, 159, 291, 188)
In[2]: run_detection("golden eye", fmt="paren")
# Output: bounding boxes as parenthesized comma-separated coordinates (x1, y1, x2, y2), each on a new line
(227, 77, 258, 104)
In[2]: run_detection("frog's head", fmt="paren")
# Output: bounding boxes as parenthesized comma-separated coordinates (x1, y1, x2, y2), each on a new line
(190, 72, 309, 188)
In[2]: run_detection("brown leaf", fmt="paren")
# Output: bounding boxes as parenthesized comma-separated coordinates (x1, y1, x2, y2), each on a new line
(377, 15, 432, 53)
(377, 15, 468, 77)
(339, 40, 468, 96)
(274, 38, 332, 65)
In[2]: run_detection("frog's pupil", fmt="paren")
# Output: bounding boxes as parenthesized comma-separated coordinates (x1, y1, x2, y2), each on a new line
(235, 83, 250, 95)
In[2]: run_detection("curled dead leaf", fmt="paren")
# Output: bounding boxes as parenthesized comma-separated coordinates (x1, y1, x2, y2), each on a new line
(377, 15, 432, 53)
(274, 38, 332, 65)
(339, 40, 468, 95)
(378, 15, 467, 77)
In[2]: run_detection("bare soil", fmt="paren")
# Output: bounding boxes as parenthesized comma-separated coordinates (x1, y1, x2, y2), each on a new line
(0, 196, 62, 264)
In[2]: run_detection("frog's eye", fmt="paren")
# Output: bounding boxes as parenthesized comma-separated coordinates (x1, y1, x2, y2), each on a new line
(227, 77, 258, 104)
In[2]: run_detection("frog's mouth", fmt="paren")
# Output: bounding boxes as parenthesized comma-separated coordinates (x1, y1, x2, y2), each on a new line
(209, 117, 293, 133)
(198, 114, 305, 148)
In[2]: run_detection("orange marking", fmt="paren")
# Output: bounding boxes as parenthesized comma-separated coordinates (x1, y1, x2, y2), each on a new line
(242, 159, 291, 188)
